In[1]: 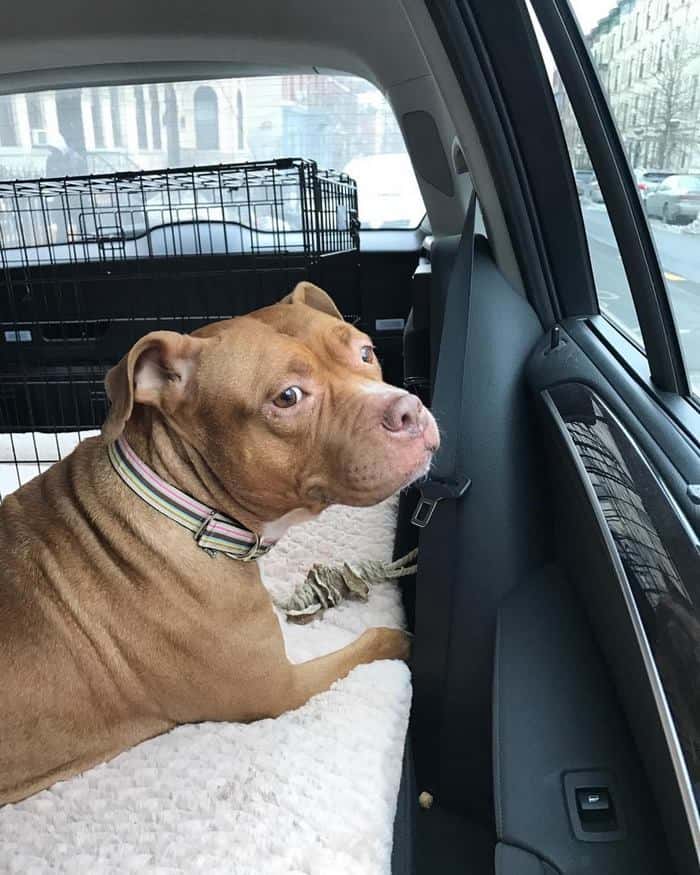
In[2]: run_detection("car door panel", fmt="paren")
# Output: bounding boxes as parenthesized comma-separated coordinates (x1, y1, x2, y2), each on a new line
(526, 326, 700, 873)
(495, 564, 669, 874)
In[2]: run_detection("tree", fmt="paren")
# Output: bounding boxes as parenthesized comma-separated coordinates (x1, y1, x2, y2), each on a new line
(625, 36, 700, 168)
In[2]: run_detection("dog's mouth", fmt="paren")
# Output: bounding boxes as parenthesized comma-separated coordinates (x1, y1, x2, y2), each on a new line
(399, 447, 435, 491)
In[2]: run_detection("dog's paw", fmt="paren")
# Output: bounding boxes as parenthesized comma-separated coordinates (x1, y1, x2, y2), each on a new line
(360, 626, 411, 663)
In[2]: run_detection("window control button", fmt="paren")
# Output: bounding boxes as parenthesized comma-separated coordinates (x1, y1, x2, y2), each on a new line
(564, 772, 624, 841)
(576, 788, 611, 814)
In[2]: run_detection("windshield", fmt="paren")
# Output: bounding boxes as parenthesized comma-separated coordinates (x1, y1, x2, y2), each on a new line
(0, 74, 425, 230)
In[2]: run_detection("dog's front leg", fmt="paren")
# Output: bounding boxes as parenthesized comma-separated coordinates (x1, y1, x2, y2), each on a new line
(269, 627, 410, 717)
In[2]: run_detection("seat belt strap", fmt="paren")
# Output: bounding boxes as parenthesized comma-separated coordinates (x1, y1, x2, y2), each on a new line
(410, 192, 478, 798)
(411, 191, 477, 528)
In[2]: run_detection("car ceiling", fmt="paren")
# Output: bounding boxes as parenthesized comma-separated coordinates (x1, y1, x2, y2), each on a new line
(0, 0, 523, 291)
(0, 0, 424, 85)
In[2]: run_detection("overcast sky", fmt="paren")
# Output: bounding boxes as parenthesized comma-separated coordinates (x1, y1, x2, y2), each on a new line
(574, 0, 619, 34)
(530, 0, 619, 78)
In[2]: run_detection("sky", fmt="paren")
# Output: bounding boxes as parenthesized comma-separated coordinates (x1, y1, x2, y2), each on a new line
(574, 0, 619, 35)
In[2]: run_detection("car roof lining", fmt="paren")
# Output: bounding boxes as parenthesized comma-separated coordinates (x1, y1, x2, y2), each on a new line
(0, 0, 524, 294)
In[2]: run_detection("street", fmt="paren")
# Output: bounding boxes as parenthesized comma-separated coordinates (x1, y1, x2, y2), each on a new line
(581, 202, 700, 394)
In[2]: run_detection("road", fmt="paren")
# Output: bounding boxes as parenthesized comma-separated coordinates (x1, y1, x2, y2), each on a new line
(581, 202, 700, 394)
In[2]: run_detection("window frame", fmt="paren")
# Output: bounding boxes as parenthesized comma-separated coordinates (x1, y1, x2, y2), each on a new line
(529, 0, 691, 399)
(427, 0, 698, 424)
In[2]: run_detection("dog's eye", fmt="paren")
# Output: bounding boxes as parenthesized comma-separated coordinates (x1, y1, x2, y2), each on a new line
(274, 386, 303, 408)
(360, 345, 375, 364)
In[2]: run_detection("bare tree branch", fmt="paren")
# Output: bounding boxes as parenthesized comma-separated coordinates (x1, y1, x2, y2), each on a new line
(619, 36, 700, 166)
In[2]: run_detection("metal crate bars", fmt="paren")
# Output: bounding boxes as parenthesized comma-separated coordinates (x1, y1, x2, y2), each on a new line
(0, 159, 358, 263)
(0, 158, 359, 498)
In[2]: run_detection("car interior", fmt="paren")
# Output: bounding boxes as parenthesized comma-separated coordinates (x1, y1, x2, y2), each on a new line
(1, 0, 700, 873)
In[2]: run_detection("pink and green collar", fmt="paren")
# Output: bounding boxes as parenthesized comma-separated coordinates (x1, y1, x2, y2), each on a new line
(107, 435, 275, 561)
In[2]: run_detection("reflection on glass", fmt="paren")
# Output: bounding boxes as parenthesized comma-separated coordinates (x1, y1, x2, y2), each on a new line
(555, 383, 700, 790)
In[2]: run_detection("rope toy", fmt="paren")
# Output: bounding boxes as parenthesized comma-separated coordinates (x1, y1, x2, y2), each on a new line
(282, 548, 418, 623)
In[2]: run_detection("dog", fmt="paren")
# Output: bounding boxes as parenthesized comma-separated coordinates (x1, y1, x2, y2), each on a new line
(0, 282, 439, 805)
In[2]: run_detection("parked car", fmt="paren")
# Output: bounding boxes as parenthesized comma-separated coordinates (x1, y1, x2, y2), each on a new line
(633, 168, 674, 198)
(343, 153, 425, 228)
(588, 178, 605, 202)
(574, 168, 595, 197)
(645, 173, 700, 224)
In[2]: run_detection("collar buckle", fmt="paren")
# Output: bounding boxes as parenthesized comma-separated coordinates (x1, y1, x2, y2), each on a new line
(193, 509, 217, 544)
(238, 531, 262, 561)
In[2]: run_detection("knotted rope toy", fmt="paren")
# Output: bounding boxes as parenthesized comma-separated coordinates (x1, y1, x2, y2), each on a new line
(282, 548, 418, 623)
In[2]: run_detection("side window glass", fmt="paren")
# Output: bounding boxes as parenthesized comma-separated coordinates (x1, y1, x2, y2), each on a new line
(536, 0, 700, 397)
(527, 4, 645, 350)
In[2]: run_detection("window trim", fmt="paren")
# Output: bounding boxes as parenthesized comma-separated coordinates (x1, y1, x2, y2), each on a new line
(426, 0, 596, 328)
(529, 0, 690, 397)
(585, 314, 700, 445)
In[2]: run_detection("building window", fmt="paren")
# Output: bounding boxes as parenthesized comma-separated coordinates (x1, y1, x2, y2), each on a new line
(649, 89, 657, 123)
(236, 89, 244, 150)
(664, 0, 670, 20)
(0, 96, 19, 146)
(640, 48, 646, 77)
(26, 94, 45, 132)
(658, 39, 665, 72)
(691, 74, 699, 111)
(91, 92, 105, 149)
(194, 86, 219, 150)
(628, 60, 634, 87)
(634, 12, 640, 40)
(135, 86, 148, 150)
(56, 91, 86, 153)
(110, 87, 124, 147)
(619, 24, 625, 50)
(149, 85, 162, 150)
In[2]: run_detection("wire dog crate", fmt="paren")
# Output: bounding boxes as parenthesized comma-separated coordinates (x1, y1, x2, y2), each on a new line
(0, 158, 359, 497)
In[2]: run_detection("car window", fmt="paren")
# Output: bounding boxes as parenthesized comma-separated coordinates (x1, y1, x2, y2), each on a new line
(526, 4, 644, 349)
(0, 75, 425, 231)
(531, 0, 700, 398)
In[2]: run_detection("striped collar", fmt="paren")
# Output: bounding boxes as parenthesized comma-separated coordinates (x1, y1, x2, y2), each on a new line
(107, 435, 275, 561)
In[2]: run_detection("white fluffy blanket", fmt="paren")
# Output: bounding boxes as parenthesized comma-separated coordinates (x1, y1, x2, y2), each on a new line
(0, 492, 410, 875)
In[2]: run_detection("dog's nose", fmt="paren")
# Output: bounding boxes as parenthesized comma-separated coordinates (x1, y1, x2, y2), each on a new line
(382, 393, 425, 437)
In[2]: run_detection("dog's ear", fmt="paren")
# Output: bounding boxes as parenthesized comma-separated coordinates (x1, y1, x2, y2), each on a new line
(279, 281, 343, 320)
(102, 331, 205, 441)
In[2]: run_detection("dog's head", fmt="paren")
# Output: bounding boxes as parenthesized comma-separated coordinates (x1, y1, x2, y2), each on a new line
(102, 283, 439, 523)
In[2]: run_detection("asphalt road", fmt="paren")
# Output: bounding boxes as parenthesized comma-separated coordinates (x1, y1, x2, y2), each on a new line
(581, 203, 700, 394)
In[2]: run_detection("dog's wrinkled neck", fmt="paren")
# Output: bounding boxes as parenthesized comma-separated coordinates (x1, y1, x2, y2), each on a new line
(122, 408, 266, 534)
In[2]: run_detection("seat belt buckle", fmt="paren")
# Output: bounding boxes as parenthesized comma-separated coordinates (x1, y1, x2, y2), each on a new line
(411, 476, 471, 528)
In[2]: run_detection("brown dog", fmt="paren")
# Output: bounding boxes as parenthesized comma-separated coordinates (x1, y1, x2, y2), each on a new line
(0, 283, 438, 805)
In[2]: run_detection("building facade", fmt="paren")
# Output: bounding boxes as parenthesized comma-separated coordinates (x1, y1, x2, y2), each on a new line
(0, 74, 401, 180)
(0, 79, 248, 179)
(554, 0, 700, 171)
